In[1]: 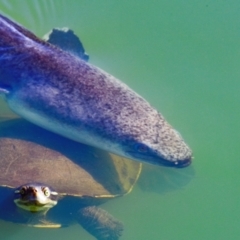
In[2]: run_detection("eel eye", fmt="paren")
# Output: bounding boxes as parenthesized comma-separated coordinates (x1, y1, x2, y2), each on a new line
(42, 187, 50, 197)
(136, 143, 148, 153)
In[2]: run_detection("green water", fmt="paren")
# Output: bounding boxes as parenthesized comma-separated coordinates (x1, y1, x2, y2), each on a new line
(0, 1, 240, 239)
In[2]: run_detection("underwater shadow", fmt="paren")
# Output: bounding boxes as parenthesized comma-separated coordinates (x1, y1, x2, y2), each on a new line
(0, 118, 140, 197)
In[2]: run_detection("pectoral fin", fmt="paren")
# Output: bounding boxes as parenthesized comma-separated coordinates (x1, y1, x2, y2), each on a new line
(43, 28, 89, 61)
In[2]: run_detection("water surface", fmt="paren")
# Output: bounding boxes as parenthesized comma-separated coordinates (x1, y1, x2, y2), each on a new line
(0, 1, 240, 239)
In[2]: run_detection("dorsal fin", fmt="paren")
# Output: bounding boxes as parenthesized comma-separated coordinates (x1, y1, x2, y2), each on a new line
(43, 28, 89, 62)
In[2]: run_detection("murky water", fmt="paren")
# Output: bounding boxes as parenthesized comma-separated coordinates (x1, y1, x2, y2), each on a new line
(0, 1, 240, 239)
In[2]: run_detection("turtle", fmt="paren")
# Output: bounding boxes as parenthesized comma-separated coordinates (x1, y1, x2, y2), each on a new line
(0, 118, 142, 240)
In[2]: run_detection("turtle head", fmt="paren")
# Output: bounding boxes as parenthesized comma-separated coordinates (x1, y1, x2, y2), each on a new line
(14, 183, 58, 212)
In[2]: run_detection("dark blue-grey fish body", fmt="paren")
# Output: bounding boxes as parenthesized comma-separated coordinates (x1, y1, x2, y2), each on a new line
(0, 14, 192, 167)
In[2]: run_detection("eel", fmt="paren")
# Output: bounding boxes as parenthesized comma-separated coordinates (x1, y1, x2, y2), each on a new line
(0, 14, 192, 167)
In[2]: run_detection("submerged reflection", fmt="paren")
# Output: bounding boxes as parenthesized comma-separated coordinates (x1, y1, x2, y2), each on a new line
(138, 163, 194, 194)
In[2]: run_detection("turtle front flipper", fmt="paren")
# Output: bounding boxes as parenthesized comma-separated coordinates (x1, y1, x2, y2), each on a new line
(77, 206, 123, 240)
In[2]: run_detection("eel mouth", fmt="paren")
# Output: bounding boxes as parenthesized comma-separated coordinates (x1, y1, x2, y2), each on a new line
(152, 157, 192, 168)
(171, 158, 192, 168)
(128, 150, 192, 168)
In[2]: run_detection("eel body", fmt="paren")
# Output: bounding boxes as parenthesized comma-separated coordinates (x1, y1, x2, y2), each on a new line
(0, 14, 192, 167)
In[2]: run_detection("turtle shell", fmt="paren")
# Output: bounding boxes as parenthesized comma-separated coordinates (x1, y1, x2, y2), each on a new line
(0, 118, 142, 199)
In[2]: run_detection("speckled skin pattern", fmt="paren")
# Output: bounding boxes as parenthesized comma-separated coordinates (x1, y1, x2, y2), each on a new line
(0, 14, 192, 167)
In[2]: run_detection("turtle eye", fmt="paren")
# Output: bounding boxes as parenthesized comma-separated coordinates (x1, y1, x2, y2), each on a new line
(20, 186, 27, 195)
(42, 187, 50, 197)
